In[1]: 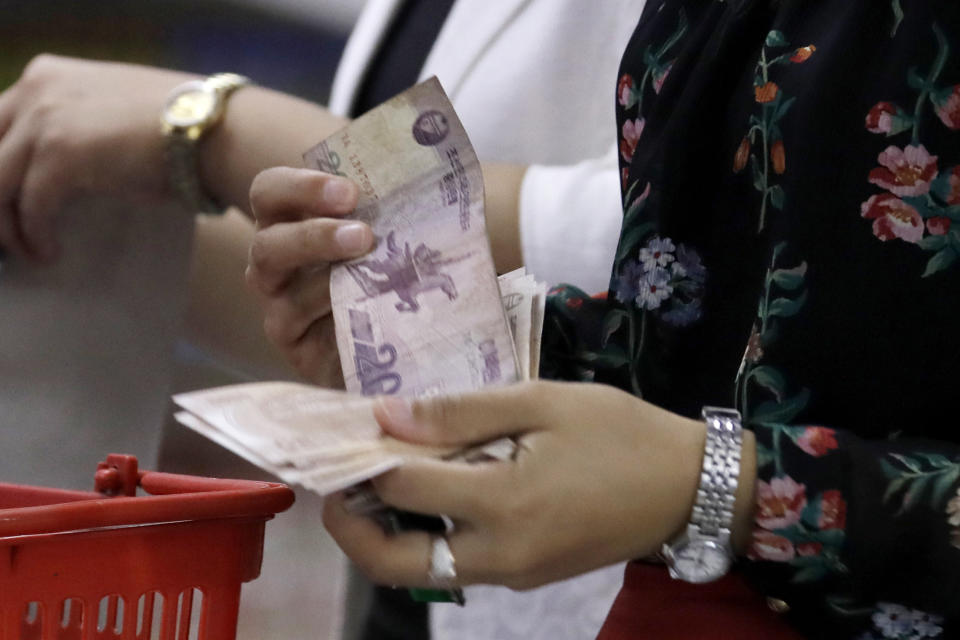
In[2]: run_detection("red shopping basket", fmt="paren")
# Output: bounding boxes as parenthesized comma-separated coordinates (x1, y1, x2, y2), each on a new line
(0, 454, 295, 640)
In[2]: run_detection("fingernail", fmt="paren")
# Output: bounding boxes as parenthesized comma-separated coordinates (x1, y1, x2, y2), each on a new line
(376, 396, 417, 436)
(335, 223, 370, 253)
(323, 178, 356, 208)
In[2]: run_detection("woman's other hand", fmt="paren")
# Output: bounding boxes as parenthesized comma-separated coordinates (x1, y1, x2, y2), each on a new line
(323, 381, 756, 590)
(246, 167, 373, 387)
(0, 54, 199, 262)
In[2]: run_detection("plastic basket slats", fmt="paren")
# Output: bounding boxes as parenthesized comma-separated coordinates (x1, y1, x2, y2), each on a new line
(0, 455, 294, 640)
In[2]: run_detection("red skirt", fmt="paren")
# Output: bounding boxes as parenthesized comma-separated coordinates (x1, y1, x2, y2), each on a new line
(596, 562, 805, 639)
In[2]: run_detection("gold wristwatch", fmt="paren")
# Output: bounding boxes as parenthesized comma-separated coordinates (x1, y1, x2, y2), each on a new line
(161, 72, 251, 214)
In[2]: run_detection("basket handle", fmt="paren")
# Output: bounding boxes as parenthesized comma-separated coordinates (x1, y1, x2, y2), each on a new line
(96, 454, 292, 497)
(0, 455, 295, 538)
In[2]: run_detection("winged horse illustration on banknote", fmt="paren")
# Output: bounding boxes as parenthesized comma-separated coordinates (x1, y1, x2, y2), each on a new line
(345, 231, 473, 312)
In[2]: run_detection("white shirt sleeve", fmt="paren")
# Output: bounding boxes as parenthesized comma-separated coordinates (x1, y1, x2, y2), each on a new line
(519, 142, 623, 294)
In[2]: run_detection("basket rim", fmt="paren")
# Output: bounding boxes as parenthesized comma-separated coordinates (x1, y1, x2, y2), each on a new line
(0, 465, 294, 538)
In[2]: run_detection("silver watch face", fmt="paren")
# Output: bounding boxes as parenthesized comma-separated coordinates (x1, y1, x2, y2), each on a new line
(668, 539, 732, 583)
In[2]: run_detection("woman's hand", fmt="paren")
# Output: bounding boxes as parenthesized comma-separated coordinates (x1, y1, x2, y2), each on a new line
(245, 167, 373, 387)
(0, 54, 199, 262)
(323, 381, 756, 591)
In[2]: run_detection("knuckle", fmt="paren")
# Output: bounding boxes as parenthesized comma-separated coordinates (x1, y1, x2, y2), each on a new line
(248, 170, 273, 214)
(248, 234, 275, 273)
(35, 121, 74, 158)
(300, 219, 341, 257)
(22, 54, 56, 83)
(262, 312, 294, 347)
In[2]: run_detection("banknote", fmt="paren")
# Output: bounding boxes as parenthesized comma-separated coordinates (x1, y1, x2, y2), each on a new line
(497, 268, 547, 380)
(304, 77, 519, 398)
(173, 383, 517, 496)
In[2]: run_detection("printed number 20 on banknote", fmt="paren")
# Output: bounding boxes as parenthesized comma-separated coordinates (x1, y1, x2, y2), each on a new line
(304, 77, 519, 398)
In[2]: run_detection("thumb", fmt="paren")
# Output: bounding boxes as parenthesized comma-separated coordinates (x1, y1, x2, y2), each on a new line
(373, 382, 550, 447)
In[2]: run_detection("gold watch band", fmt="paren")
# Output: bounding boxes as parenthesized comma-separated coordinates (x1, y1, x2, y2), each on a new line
(162, 72, 251, 214)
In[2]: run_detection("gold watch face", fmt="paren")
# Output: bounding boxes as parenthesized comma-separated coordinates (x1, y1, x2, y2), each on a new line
(164, 83, 217, 128)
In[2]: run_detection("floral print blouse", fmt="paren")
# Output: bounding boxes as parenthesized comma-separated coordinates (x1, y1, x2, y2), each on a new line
(539, 1, 960, 638)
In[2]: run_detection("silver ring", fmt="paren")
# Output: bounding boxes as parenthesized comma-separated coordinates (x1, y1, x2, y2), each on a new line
(428, 536, 457, 588)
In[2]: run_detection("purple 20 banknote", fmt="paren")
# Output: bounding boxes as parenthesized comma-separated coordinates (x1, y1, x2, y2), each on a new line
(304, 77, 519, 398)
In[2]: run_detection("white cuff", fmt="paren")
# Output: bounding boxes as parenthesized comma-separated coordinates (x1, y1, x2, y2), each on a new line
(519, 146, 623, 294)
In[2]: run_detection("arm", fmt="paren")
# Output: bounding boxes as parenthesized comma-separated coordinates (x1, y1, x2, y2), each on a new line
(321, 380, 758, 590)
(0, 54, 347, 262)
(184, 210, 299, 380)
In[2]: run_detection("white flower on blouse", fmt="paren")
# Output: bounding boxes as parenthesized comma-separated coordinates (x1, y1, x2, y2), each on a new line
(873, 603, 915, 638)
(635, 266, 673, 310)
(638, 236, 676, 270)
(910, 610, 944, 638)
(868, 602, 943, 639)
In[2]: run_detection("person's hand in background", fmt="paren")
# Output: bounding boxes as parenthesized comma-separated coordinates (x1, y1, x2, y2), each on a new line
(0, 54, 200, 262)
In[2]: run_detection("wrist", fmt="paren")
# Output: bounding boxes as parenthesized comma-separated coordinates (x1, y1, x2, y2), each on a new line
(661, 408, 750, 582)
(162, 73, 252, 215)
(200, 86, 350, 217)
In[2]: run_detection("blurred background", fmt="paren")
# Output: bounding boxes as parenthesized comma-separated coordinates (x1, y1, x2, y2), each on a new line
(0, 0, 360, 101)
(0, 1, 364, 638)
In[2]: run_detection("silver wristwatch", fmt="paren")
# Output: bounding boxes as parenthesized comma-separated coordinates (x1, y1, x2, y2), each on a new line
(161, 72, 251, 214)
(661, 406, 743, 584)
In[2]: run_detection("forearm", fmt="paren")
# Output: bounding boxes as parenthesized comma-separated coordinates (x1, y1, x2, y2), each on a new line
(185, 209, 299, 379)
(199, 84, 348, 217)
(481, 163, 526, 274)
(657, 411, 758, 557)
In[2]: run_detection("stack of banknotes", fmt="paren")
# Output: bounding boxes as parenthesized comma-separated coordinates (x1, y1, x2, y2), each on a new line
(174, 78, 545, 497)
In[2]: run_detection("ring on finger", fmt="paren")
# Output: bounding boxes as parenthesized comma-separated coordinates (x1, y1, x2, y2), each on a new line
(428, 535, 457, 589)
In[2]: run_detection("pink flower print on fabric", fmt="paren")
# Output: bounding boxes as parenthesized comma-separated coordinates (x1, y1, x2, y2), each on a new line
(652, 61, 673, 94)
(865, 101, 895, 133)
(795, 426, 838, 457)
(755, 476, 807, 530)
(617, 73, 635, 108)
(946, 165, 960, 205)
(748, 530, 795, 562)
(868, 144, 939, 197)
(934, 84, 960, 130)
(620, 117, 644, 163)
(860, 193, 924, 244)
(818, 490, 847, 530)
(795, 542, 823, 557)
(865, 101, 911, 136)
(927, 217, 951, 235)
